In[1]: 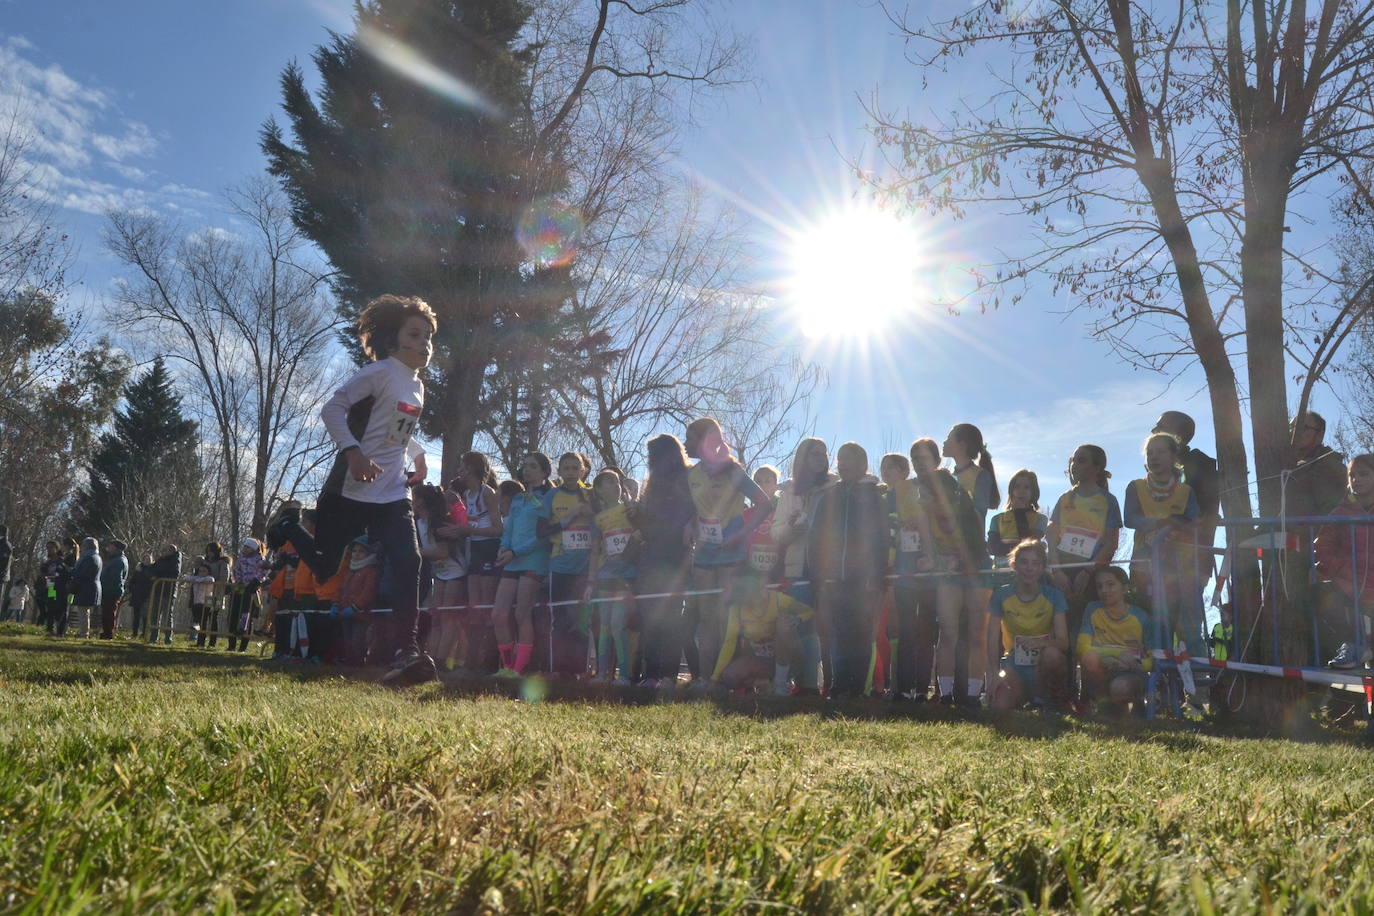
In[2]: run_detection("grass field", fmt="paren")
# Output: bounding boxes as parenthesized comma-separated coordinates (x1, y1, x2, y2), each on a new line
(0, 627, 1371, 913)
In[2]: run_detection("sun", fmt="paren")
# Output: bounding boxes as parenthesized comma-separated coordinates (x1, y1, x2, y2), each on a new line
(785, 205, 929, 340)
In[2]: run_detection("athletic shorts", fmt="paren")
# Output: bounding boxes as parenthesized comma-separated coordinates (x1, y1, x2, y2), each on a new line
(469, 539, 500, 576)
(998, 657, 1039, 691)
(1107, 670, 1148, 695)
(500, 569, 544, 582)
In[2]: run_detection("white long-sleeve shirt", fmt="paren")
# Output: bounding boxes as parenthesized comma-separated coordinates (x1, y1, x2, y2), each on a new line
(320, 356, 425, 504)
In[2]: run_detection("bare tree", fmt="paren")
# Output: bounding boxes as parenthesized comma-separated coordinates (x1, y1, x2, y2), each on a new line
(547, 182, 819, 475)
(106, 177, 340, 541)
(103, 448, 214, 562)
(869, 0, 1374, 527)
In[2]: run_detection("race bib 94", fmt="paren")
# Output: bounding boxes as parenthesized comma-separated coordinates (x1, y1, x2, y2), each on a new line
(603, 529, 632, 557)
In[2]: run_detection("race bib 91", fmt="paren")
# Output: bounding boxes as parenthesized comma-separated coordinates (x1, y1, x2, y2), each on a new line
(562, 527, 592, 552)
(603, 529, 632, 557)
(1012, 635, 1043, 666)
(899, 529, 922, 553)
(698, 518, 724, 545)
(1059, 526, 1098, 559)
(384, 400, 422, 447)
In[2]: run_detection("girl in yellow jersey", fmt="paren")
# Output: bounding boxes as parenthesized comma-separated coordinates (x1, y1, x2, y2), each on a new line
(684, 418, 768, 684)
(1047, 445, 1122, 599)
(1124, 432, 1202, 655)
(586, 469, 640, 684)
(987, 470, 1048, 568)
(1078, 566, 1155, 714)
(941, 425, 998, 703)
(912, 438, 986, 705)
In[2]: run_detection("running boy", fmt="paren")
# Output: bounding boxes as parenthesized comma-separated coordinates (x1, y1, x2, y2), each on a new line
(268, 294, 436, 685)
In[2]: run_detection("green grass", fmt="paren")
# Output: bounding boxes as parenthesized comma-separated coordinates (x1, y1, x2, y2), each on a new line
(0, 628, 1370, 913)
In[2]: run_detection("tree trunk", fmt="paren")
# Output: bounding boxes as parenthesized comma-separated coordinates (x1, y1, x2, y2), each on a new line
(1241, 160, 1292, 521)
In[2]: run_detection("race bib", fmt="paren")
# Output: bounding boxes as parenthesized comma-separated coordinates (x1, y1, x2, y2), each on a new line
(384, 400, 422, 447)
(432, 557, 463, 579)
(750, 545, 778, 572)
(1059, 526, 1098, 559)
(698, 517, 723, 545)
(561, 527, 592, 552)
(603, 529, 632, 558)
(1012, 635, 1043, 666)
(899, 529, 922, 553)
(750, 640, 775, 660)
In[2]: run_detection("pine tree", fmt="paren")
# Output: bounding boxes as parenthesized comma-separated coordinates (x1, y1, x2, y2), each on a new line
(72, 359, 198, 540)
(262, 0, 590, 472)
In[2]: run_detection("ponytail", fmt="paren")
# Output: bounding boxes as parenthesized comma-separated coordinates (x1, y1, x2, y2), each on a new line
(978, 447, 1000, 508)
(952, 423, 998, 506)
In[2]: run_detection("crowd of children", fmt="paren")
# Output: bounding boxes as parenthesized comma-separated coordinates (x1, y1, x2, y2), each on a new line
(27, 293, 1374, 716)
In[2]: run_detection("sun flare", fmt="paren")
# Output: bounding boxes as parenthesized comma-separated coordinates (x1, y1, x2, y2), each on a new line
(785, 205, 930, 340)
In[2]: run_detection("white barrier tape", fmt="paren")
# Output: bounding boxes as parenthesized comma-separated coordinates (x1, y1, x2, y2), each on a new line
(1152, 648, 1374, 691)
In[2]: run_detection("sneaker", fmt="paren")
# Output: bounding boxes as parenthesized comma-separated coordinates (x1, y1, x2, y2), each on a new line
(1328, 643, 1362, 669)
(380, 652, 438, 686)
(493, 667, 522, 679)
(265, 501, 302, 551)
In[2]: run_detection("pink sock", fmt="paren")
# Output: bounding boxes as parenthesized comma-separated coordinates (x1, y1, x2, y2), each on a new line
(498, 643, 514, 669)
(513, 642, 533, 674)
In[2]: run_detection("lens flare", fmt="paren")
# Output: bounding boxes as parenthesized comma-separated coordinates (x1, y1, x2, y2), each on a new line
(786, 205, 928, 339)
(357, 26, 499, 115)
(517, 197, 584, 268)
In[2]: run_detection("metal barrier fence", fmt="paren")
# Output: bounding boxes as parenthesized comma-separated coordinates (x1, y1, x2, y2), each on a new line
(127, 578, 272, 651)
(1147, 514, 1374, 721)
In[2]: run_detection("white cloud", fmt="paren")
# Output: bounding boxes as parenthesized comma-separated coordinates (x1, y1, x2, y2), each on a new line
(0, 35, 209, 217)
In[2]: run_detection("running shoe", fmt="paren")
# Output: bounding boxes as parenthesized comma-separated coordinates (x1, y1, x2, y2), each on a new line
(380, 651, 438, 686)
(1328, 643, 1362, 669)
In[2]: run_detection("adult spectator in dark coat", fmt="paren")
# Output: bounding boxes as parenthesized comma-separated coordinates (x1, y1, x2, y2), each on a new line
(1286, 411, 1348, 522)
(67, 538, 102, 638)
(127, 555, 154, 637)
(146, 545, 183, 644)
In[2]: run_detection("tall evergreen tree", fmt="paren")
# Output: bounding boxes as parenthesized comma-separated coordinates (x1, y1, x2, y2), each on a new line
(263, 0, 594, 473)
(72, 358, 198, 540)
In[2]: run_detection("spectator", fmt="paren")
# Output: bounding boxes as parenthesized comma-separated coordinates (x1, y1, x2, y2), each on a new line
(99, 540, 129, 639)
(1315, 454, 1374, 669)
(7, 577, 30, 623)
(39, 541, 68, 635)
(202, 542, 232, 648)
(67, 537, 102, 639)
(146, 545, 183, 644)
(127, 554, 154, 637)
(228, 539, 268, 652)
(1286, 411, 1348, 521)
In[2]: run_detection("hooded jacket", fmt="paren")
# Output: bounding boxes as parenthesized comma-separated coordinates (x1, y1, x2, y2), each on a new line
(806, 475, 886, 585)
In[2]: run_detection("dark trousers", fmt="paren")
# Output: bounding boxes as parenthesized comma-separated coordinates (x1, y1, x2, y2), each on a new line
(227, 588, 258, 652)
(639, 561, 688, 681)
(821, 583, 876, 699)
(891, 585, 938, 699)
(285, 493, 421, 660)
(99, 595, 121, 639)
(543, 571, 589, 676)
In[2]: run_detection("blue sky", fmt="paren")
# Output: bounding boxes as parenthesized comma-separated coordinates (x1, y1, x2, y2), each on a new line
(4, 0, 1327, 523)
